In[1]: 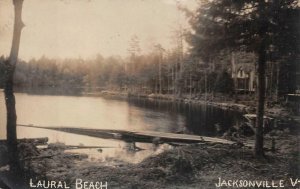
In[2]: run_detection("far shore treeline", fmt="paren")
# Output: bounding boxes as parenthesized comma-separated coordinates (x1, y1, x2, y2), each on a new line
(0, 50, 297, 98)
(0, 0, 298, 101)
(0, 54, 236, 95)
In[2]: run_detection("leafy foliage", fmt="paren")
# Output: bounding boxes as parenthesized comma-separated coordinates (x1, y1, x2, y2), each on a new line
(187, 0, 299, 58)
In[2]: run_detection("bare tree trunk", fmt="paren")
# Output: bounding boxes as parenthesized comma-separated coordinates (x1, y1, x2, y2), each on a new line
(275, 61, 280, 102)
(177, 58, 182, 98)
(167, 63, 170, 94)
(172, 64, 175, 96)
(269, 62, 274, 98)
(158, 52, 162, 94)
(231, 52, 238, 102)
(255, 38, 266, 157)
(189, 71, 192, 99)
(204, 70, 207, 101)
(5, 0, 24, 171)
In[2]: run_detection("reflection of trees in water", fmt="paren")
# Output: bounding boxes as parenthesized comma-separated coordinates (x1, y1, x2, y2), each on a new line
(127, 99, 184, 133)
(127, 98, 244, 137)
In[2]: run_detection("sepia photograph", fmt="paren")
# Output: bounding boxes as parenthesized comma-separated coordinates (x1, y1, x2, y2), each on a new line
(0, 0, 299, 188)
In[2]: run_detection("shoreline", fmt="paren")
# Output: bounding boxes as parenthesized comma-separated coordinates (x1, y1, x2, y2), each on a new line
(87, 90, 252, 112)
(0, 91, 299, 188)
(85, 90, 293, 121)
(1, 132, 299, 189)
(5, 88, 294, 120)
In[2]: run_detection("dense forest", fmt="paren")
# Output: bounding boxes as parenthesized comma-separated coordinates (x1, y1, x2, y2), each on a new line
(0, 52, 256, 95)
(0, 50, 297, 98)
(0, 0, 298, 100)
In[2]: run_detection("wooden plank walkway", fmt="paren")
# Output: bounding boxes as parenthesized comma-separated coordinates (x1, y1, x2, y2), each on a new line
(18, 124, 250, 147)
(128, 130, 235, 144)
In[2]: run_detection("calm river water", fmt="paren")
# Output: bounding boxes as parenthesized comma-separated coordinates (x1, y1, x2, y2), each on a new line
(0, 92, 244, 163)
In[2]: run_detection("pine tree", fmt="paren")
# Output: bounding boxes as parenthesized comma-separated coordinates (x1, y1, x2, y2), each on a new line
(187, 0, 299, 157)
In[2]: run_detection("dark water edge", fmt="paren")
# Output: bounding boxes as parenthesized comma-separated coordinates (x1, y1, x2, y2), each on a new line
(13, 86, 83, 96)
(126, 97, 245, 137)
(8, 87, 299, 136)
(11, 87, 246, 137)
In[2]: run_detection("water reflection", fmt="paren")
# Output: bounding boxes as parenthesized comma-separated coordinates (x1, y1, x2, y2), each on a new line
(127, 98, 244, 136)
(12, 93, 186, 133)
(0, 92, 244, 163)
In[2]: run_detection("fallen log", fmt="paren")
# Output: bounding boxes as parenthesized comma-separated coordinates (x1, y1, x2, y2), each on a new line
(21, 155, 54, 161)
(55, 145, 116, 150)
(66, 145, 115, 149)
(0, 137, 48, 145)
(21, 153, 88, 161)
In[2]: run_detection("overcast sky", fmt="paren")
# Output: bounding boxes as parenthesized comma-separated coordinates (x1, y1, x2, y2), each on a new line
(0, 0, 197, 61)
